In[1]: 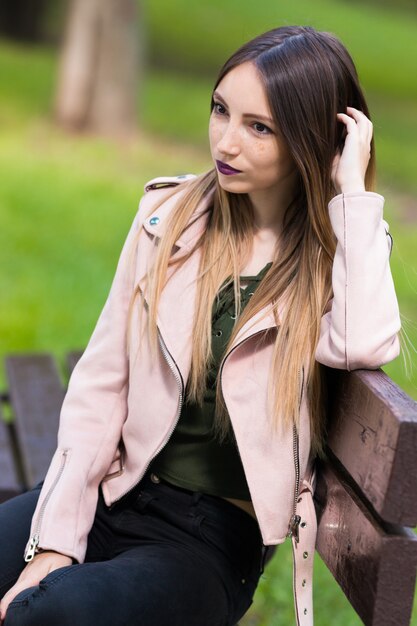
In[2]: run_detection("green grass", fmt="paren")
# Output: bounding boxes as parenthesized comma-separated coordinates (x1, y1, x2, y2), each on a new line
(244, 542, 367, 626)
(0, 117, 211, 386)
(0, 41, 55, 119)
(0, 8, 416, 623)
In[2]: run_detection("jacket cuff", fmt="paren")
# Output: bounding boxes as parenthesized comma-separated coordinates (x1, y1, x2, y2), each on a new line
(328, 190, 385, 211)
(33, 547, 78, 565)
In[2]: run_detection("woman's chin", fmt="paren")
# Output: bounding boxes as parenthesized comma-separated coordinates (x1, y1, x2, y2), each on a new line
(216, 176, 250, 194)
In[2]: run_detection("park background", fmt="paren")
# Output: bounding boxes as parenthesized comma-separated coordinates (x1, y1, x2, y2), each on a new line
(0, 1, 416, 624)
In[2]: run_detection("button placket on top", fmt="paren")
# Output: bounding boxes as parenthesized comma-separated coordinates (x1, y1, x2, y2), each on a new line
(210, 262, 273, 380)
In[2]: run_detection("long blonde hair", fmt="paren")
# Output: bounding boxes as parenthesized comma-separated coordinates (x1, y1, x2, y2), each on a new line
(127, 26, 377, 459)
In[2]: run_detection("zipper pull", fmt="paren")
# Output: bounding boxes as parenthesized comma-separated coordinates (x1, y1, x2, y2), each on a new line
(288, 514, 301, 543)
(24, 534, 40, 562)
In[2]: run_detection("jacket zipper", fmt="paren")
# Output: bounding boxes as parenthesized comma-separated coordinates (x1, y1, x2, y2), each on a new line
(289, 367, 305, 626)
(24, 448, 70, 562)
(107, 326, 185, 509)
(219, 338, 305, 546)
(287, 366, 304, 544)
(218, 331, 280, 513)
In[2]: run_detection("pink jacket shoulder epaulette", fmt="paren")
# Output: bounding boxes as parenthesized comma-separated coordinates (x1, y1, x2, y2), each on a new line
(144, 174, 196, 193)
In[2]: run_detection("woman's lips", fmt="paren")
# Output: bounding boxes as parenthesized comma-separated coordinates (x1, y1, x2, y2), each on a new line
(215, 160, 242, 175)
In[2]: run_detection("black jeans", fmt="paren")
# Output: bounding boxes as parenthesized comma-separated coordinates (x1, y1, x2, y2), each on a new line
(0, 469, 268, 626)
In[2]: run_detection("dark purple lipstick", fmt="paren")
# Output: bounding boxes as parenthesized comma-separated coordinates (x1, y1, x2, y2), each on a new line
(215, 160, 242, 175)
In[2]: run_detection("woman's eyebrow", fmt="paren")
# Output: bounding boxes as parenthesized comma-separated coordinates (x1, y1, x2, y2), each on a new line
(213, 90, 275, 125)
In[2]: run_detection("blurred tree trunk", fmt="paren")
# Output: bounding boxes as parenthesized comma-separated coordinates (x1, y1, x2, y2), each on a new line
(54, 0, 140, 136)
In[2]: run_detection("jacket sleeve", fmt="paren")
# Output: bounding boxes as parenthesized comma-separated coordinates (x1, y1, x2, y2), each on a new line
(23, 195, 147, 565)
(315, 191, 401, 371)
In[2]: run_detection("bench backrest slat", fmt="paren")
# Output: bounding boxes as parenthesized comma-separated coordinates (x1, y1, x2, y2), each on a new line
(6, 354, 65, 489)
(66, 350, 83, 376)
(315, 457, 417, 626)
(0, 404, 21, 502)
(325, 368, 417, 526)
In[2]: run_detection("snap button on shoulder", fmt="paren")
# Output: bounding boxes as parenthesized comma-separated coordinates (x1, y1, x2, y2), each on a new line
(150, 473, 161, 483)
(149, 216, 160, 225)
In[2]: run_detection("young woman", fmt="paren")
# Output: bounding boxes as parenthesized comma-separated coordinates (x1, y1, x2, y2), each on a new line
(0, 24, 401, 626)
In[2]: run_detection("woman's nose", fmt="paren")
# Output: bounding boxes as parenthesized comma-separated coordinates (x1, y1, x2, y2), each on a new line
(216, 123, 240, 156)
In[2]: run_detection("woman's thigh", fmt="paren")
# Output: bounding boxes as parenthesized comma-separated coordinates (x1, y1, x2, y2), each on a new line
(0, 482, 44, 597)
(4, 543, 230, 626)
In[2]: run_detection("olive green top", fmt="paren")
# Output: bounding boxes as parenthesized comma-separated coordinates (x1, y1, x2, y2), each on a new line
(149, 261, 273, 500)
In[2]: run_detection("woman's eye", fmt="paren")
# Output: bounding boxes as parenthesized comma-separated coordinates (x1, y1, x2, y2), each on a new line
(253, 122, 272, 135)
(213, 102, 226, 115)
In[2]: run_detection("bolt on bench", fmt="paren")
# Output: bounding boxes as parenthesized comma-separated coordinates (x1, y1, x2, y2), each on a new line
(1, 352, 416, 625)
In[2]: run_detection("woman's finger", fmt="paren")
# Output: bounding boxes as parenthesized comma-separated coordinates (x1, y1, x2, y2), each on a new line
(337, 112, 357, 128)
(337, 112, 365, 138)
(345, 106, 373, 142)
(345, 105, 370, 123)
(336, 110, 372, 151)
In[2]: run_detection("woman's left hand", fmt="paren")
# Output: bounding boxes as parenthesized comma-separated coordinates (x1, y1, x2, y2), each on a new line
(331, 106, 373, 195)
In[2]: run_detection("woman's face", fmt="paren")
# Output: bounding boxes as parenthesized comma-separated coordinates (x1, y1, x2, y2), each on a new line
(209, 61, 297, 203)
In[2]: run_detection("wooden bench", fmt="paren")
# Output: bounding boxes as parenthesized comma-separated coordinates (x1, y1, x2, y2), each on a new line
(1, 352, 417, 625)
(315, 367, 417, 625)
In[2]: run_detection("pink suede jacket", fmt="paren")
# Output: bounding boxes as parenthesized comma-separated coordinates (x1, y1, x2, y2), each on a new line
(23, 174, 401, 626)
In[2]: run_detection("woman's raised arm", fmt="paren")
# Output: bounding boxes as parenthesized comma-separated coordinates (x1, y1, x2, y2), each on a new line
(315, 190, 401, 371)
